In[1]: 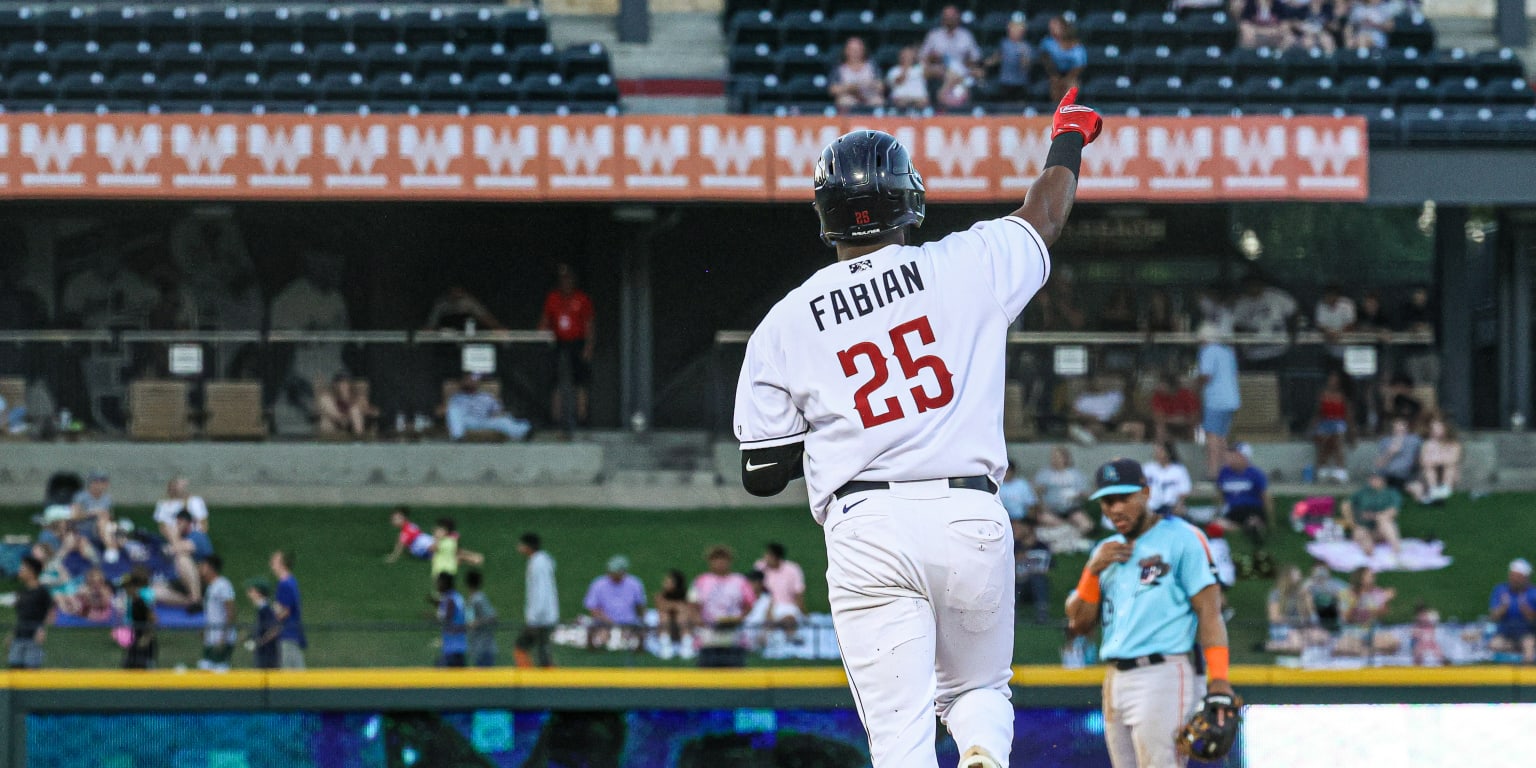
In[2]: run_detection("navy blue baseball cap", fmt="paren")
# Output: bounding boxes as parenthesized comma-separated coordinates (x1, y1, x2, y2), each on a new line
(1090, 458, 1148, 500)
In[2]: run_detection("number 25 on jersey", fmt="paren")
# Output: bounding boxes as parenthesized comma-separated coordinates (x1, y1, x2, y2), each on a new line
(838, 316, 955, 429)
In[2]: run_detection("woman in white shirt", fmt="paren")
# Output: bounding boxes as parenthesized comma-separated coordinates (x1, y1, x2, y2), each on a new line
(886, 45, 930, 111)
(1143, 441, 1193, 518)
(153, 476, 209, 541)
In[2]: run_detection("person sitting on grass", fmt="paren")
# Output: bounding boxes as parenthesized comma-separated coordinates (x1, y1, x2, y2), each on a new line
(385, 506, 435, 564)
(1340, 473, 1404, 563)
(1216, 443, 1272, 559)
(1489, 558, 1536, 664)
(653, 568, 698, 660)
(1334, 566, 1399, 656)
(1408, 416, 1462, 505)
(689, 545, 756, 633)
(160, 510, 213, 608)
(1266, 564, 1325, 654)
(582, 555, 646, 651)
(1033, 446, 1095, 548)
(1374, 416, 1422, 491)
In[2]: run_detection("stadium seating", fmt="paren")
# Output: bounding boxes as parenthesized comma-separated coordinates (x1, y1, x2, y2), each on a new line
(719, 2, 1533, 144)
(0, 4, 618, 115)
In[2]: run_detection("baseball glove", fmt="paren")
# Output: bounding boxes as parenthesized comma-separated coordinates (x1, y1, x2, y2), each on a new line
(1175, 692, 1243, 760)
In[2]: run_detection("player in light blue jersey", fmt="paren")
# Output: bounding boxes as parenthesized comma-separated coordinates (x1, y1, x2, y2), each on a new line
(1065, 458, 1238, 768)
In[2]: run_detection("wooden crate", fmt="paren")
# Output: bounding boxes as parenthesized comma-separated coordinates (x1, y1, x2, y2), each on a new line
(204, 381, 267, 440)
(1231, 373, 1289, 442)
(129, 379, 191, 441)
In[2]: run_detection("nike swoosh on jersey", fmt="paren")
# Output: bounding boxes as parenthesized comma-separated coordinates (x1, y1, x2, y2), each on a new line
(842, 499, 868, 514)
(745, 460, 776, 472)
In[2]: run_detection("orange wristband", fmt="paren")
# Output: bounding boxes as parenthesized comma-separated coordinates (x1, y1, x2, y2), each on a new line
(1204, 646, 1230, 680)
(1075, 568, 1101, 604)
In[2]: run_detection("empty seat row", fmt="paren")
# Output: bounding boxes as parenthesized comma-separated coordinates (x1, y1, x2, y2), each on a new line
(0, 99, 620, 118)
(721, 0, 1180, 30)
(0, 5, 548, 48)
(1079, 72, 1532, 107)
(1, 69, 619, 106)
(0, 40, 612, 81)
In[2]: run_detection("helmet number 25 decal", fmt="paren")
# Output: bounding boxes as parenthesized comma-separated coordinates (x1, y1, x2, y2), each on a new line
(853, 210, 872, 226)
(837, 316, 955, 429)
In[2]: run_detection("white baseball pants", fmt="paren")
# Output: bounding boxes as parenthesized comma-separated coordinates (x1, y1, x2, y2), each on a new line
(1101, 655, 1204, 768)
(823, 480, 1015, 767)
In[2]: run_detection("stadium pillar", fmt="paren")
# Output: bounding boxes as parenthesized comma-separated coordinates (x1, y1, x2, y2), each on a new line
(616, 209, 658, 431)
(618, 0, 651, 43)
(1502, 214, 1534, 425)
(1494, 0, 1530, 48)
(1436, 205, 1475, 427)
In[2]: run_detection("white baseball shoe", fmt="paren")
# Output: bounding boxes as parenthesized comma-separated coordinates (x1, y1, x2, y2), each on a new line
(960, 746, 1002, 768)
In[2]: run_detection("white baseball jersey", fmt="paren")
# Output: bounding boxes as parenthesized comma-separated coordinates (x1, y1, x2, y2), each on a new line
(734, 215, 1051, 522)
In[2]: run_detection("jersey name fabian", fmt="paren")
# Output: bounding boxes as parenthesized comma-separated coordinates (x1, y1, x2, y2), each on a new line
(734, 216, 1051, 523)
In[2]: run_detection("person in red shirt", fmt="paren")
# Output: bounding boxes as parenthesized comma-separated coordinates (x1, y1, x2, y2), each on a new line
(538, 263, 596, 434)
(1311, 370, 1355, 483)
(385, 506, 434, 563)
(1150, 374, 1200, 443)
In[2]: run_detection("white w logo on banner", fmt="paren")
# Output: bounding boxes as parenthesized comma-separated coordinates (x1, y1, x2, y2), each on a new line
(1220, 125, 1287, 191)
(0, 125, 9, 187)
(997, 125, 1053, 192)
(773, 124, 840, 191)
(698, 124, 764, 184)
(323, 125, 388, 188)
(249, 125, 312, 174)
(97, 125, 160, 174)
(1147, 126, 1213, 191)
(472, 125, 539, 191)
(400, 125, 463, 189)
(548, 125, 614, 189)
(20, 124, 85, 185)
(1295, 125, 1364, 189)
(623, 125, 689, 188)
(922, 125, 988, 191)
(1080, 125, 1139, 191)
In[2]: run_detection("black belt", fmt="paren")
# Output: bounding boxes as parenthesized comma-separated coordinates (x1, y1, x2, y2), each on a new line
(833, 475, 998, 500)
(1107, 653, 1166, 671)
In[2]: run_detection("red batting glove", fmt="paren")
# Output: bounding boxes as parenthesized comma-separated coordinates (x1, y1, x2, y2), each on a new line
(1051, 87, 1102, 145)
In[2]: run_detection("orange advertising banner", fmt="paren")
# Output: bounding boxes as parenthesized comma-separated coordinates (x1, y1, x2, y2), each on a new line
(0, 114, 1368, 202)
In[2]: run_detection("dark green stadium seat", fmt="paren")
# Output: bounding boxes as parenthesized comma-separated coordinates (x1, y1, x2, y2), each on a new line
(1077, 11, 1133, 48)
(1136, 75, 1187, 102)
(37, 6, 91, 43)
(1473, 48, 1524, 81)
(412, 43, 461, 79)
(7, 70, 54, 99)
(400, 9, 456, 47)
(213, 71, 264, 101)
(297, 7, 349, 47)
(156, 41, 207, 75)
(261, 42, 310, 75)
(206, 41, 257, 76)
(729, 43, 778, 77)
(781, 73, 831, 103)
(418, 71, 466, 102)
(1180, 9, 1236, 49)
(55, 70, 105, 99)
(560, 43, 612, 79)
(1483, 77, 1533, 105)
(1125, 45, 1179, 80)
(350, 9, 403, 46)
(1131, 11, 1182, 48)
(192, 7, 248, 47)
(777, 44, 830, 79)
(1081, 74, 1136, 102)
(469, 71, 519, 102)
(877, 11, 928, 49)
(318, 70, 368, 101)
(1238, 74, 1288, 104)
(1389, 75, 1434, 105)
(1339, 75, 1391, 105)
(1179, 45, 1230, 80)
(246, 7, 299, 46)
(1186, 75, 1238, 103)
(1427, 48, 1478, 83)
(103, 41, 154, 76)
(49, 41, 103, 76)
(311, 42, 363, 76)
(156, 70, 212, 100)
(363, 42, 413, 76)
(568, 73, 620, 103)
(498, 8, 550, 48)
(782, 10, 833, 49)
(830, 9, 881, 47)
(1334, 46, 1385, 79)
(511, 43, 561, 80)
(95, 7, 145, 45)
(1389, 12, 1434, 51)
(370, 71, 419, 101)
(0, 8, 39, 43)
(460, 43, 511, 79)
(1382, 47, 1431, 78)
(446, 8, 503, 46)
(519, 72, 568, 104)
(1276, 47, 1335, 81)
(1288, 75, 1343, 104)
(265, 71, 316, 101)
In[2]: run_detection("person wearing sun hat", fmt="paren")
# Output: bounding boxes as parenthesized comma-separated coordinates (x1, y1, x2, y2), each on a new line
(1490, 558, 1536, 663)
(1067, 457, 1238, 768)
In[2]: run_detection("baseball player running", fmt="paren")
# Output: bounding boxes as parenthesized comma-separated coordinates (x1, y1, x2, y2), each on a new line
(1066, 459, 1239, 768)
(733, 90, 1102, 768)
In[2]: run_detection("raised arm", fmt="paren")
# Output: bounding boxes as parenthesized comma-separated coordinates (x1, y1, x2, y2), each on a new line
(1012, 88, 1101, 246)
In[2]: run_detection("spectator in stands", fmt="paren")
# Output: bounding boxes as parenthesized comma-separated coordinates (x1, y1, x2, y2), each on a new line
(429, 517, 484, 581)
(32, 542, 81, 618)
(887, 46, 932, 111)
(316, 371, 377, 438)
(433, 572, 468, 667)
(1266, 564, 1322, 653)
(753, 543, 806, 623)
(829, 36, 884, 113)
(76, 566, 114, 623)
(1069, 377, 1129, 444)
(385, 506, 435, 564)
(446, 373, 532, 442)
(689, 545, 756, 630)
(1305, 562, 1348, 630)
(984, 15, 1033, 102)
(1217, 443, 1272, 555)
(920, 5, 983, 85)
(123, 567, 158, 669)
(539, 263, 596, 436)
(1000, 459, 1040, 526)
(583, 555, 646, 650)
(269, 250, 350, 432)
(1233, 275, 1298, 365)
(1033, 446, 1095, 547)
(1239, 0, 1296, 49)
(246, 579, 279, 670)
(1038, 15, 1087, 103)
(154, 476, 209, 540)
(424, 284, 506, 333)
(1314, 284, 1357, 359)
(1036, 265, 1087, 331)
(61, 239, 158, 330)
(72, 470, 121, 564)
(1340, 473, 1404, 560)
(7, 556, 53, 669)
(198, 554, 236, 672)
(1015, 520, 1053, 624)
(1198, 285, 1238, 335)
(1334, 566, 1400, 656)
(1345, 0, 1395, 50)
(1150, 374, 1200, 443)
(744, 563, 804, 636)
(515, 533, 559, 668)
(1355, 289, 1388, 331)
(1288, 0, 1340, 53)
(1380, 372, 1425, 428)
(1312, 371, 1355, 483)
(161, 510, 212, 607)
(1396, 286, 1439, 387)
(1198, 323, 1241, 479)
(1374, 415, 1422, 489)
(269, 550, 306, 669)
(1144, 442, 1193, 518)
(1489, 558, 1536, 663)
(654, 569, 698, 660)
(1407, 416, 1461, 504)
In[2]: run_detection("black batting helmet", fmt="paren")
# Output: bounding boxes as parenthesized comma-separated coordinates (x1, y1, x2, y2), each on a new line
(813, 130, 925, 246)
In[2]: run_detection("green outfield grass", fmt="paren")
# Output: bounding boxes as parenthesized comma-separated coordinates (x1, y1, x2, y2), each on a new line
(1, 491, 1528, 669)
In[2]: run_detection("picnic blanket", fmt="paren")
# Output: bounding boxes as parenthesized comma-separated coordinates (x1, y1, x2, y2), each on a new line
(53, 604, 208, 630)
(1304, 538, 1453, 573)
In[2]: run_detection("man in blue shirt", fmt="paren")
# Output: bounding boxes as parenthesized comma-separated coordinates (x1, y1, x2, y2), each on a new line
(269, 549, 307, 669)
(1216, 443, 1271, 557)
(435, 572, 468, 667)
(1197, 324, 1240, 480)
(1066, 458, 1236, 768)
(1490, 558, 1536, 663)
